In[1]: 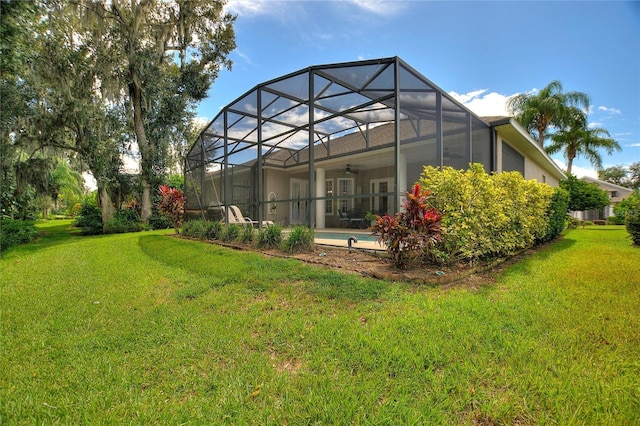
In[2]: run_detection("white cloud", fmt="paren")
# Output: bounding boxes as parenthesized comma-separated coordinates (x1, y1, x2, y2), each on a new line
(449, 90, 512, 117)
(629, 143, 640, 147)
(234, 49, 254, 66)
(348, 0, 405, 15)
(225, 0, 271, 16)
(449, 89, 487, 104)
(598, 106, 622, 115)
(588, 121, 603, 128)
(552, 159, 598, 179)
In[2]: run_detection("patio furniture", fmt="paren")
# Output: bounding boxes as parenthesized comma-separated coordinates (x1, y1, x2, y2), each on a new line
(208, 202, 273, 228)
(339, 208, 367, 229)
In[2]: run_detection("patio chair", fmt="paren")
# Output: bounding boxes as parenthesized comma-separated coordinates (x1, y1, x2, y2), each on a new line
(228, 205, 274, 228)
(338, 209, 351, 228)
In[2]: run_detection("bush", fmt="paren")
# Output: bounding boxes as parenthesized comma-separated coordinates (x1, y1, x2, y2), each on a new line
(182, 219, 222, 240)
(204, 221, 223, 240)
(281, 225, 314, 253)
(148, 210, 173, 230)
(371, 183, 442, 269)
(239, 224, 255, 244)
(74, 204, 103, 235)
(607, 216, 624, 225)
(181, 219, 203, 238)
(221, 223, 242, 242)
(157, 185, 185, 234)
(567, 216, 582, 229)
(615, 190, 640, 221)
(0, 218, 38, 252)
(625, 208, 640, 245)
(539, 187, 570, 242)
(622, 194, 640, 245)
(257, 223, 283, 249)
(103, 209, 144, 234)
(420, 164, 554, 264)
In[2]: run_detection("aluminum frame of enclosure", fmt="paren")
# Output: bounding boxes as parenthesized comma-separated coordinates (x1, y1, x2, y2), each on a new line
(185, 56, 492, 228)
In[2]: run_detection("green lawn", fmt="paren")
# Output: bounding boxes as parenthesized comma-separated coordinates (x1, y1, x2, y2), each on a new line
(1, 221, 639, 424)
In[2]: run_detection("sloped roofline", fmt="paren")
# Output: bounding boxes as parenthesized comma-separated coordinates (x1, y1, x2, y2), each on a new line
(486, 116, 567, 181)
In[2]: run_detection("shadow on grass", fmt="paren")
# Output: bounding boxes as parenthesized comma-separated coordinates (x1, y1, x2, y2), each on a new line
(139, 234, 390, 302)
(1, 220, 82, 258)
(499, 235, 577, 277)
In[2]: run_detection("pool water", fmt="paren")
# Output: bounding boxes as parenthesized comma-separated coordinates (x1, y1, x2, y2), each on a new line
(315, 232, 378, 242)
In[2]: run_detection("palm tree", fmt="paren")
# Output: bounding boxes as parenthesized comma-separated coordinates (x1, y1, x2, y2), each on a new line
(545, 108, 621, 175)
(507, 80, 590, 147)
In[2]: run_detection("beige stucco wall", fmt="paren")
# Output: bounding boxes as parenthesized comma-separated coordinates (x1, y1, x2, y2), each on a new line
(525, 158, 560, 187)
(497, 134, 560, 187)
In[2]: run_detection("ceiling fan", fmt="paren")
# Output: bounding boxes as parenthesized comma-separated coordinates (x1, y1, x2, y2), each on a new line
(344, 164, 358, 175)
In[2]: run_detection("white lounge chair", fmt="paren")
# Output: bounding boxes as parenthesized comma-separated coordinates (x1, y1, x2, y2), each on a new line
(213, 203, 273, 228)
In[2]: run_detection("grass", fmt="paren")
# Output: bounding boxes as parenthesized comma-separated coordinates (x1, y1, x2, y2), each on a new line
(1, 221, 639, 424)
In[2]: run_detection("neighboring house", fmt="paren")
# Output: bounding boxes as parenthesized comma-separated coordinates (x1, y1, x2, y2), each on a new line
(185, 57, 565, 229)
(575, 176, 634, 220)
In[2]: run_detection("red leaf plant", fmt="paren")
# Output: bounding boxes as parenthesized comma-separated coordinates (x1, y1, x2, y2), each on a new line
(157, 185, 185, 234)
(371, 183, 442, 269)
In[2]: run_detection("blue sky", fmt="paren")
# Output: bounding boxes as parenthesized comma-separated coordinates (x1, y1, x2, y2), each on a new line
(195, 0, 640, 179)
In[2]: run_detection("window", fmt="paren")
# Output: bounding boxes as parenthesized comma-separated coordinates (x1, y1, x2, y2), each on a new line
(337, 178, 354, 213)
(325, 179, 334, 215)
(611, 191, 617, 198)
(502, 142, 525, 175)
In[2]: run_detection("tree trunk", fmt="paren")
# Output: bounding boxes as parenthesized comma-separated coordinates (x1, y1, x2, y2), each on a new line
(566, 157, 573, 176)
(98, 184, 116, 231)
(566, 145, 576, 175)
(129, 79, 153, 223)
(537, 123, 546, 147)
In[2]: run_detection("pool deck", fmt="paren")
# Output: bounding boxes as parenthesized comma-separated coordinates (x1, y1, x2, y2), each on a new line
(313, 228, 385, 251)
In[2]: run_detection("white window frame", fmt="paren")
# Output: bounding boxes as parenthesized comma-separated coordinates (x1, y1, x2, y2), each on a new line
(325, 179, 334, 215)
(337, 177, 354, 213)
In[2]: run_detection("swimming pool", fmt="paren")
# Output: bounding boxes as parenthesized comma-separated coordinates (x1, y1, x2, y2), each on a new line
(315, 231, 378, 243)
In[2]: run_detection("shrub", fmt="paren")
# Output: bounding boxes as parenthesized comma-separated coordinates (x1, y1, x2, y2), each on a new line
(181, 219, 203, 238)
(148, 210, 173, 230)
(239, 224, 255, 244)
(157, 185, 185, 234)
(0, 218, 38, 252)
(257, 223, 283, 249)
(281, 225, 314, 253)
(625, 208, 640, 245)
(539, 187, 570, 242)
(221, 223, 242, 242)
(567, 216, 582, 229)
(204, 221, 223, 240)
(607, 216, 625, 225)
(182, 219, 222, 240)
(103, 209, 144, 234)
(371, 183, 442, 269)
(66, 202, 83, 217)
(74, 203, 103, 235)
(420, 164, 554, 264)
(614, 190, 640, 221)
(622, 194, 640, 245)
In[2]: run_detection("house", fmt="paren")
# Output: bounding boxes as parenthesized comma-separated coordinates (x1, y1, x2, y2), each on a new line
(575, 176, 634, 220)
(185, 57, 565, 228)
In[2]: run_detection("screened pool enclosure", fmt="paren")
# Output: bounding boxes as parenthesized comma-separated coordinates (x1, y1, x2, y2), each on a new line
(185, 57, 494, 229)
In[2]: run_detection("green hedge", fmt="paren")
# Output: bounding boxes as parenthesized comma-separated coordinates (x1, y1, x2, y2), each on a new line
(541, 187, 570, 242)
(420, 164, 555, 264)
(623, 196, 640, 246)
(0, 218, 38, 252)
